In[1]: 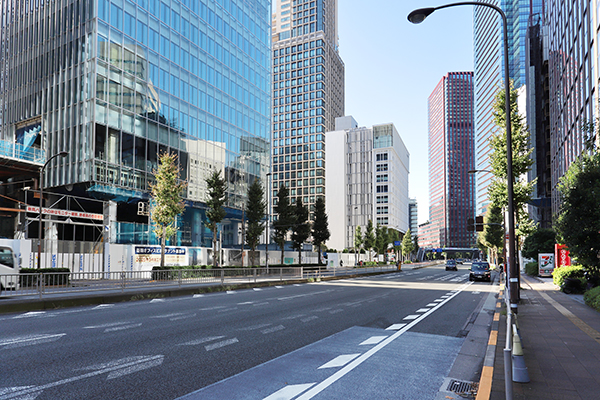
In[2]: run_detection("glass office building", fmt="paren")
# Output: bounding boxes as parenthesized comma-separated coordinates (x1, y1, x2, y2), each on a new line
(0, 0, 271, 247)
(271, 0, 344, 219)
(473, 0, 544, 216)
(428, 72, 475, 248)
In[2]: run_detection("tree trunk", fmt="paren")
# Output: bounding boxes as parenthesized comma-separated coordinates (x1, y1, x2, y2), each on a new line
(298, 249, 302, 266)
(280, 247, 284, 265)
(212, 228, 217, 268)
(160, 226, 166, 268)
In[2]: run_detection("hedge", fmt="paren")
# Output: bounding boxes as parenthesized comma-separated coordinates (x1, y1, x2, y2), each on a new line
(552, 265, 584, 287)
(19, 268, 71, 286)
(525, 262, 539, 276)
(583, 286, 600, 312)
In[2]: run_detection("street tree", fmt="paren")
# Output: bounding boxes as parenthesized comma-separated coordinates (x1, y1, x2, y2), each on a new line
(388, 229, 401, 263)
(312, 197, 330, 265)
(272, 184, 295, 265)
(488, 81, 535, 253)
(354, 225, 363, 265)
(245, 178, 266, 266)
(205, 169, 227, 268)
(375, 224, 389, 261)
(291, 198, 311, 265)
(479, 202, 504, 265)
(402, 230, 415, 261)
(363, 220, 375, 262)
(555, 149, 600, 274)
(412, 235, 420, 260)
(150, 152, 187, 268)
(521, 228, 556, 261)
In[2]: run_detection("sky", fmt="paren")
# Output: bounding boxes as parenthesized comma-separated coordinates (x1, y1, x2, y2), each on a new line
(337, 0, 474, 224)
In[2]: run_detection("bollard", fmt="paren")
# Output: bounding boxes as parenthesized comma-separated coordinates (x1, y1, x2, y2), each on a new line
(512, 324, 530, 383)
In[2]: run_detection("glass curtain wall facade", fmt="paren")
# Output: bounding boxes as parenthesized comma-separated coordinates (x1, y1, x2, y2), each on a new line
(0, 0, 271, 247)
(428, 72, 475, 248)
(271, 0, 344, 219)
(473, 0, 544, 216)
(547, 0, 595, 216)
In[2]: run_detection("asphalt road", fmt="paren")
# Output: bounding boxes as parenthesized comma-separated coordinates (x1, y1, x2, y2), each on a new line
(0, 264, 495, 400)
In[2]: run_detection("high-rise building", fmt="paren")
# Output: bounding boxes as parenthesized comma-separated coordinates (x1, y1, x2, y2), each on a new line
(408, 198, 418, 237)
(0, 0, 272, 247)
(547, 0, 596, 216)
(427, 72, 475, 248)
(325, 116, 409, 251)
(473, 0, 545, 216)
(524, 17, 552, 229)
(271, 0, 344, 218)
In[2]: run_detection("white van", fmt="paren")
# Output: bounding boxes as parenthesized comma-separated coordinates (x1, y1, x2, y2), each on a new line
(0, 246, 19, 293)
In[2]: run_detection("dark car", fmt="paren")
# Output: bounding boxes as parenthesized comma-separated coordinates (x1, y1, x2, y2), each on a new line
(445, 259, 457, 271)
(470, 261, 491, 282)
(456, 258, 463, 264)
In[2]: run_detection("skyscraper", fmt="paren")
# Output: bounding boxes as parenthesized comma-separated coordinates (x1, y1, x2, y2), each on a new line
(427, 72, 475, 248)
(473, 0, 544, 216)
(547, 0, 596, 216)
(271, 0, 344, 218)
(0, 0, 272, 248)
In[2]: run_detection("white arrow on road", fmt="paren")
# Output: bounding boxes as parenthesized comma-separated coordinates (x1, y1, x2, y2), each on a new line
(0, 355, 164, 400)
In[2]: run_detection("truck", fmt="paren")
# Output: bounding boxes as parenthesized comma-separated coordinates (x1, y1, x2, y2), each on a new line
(0, 246, 19, 293)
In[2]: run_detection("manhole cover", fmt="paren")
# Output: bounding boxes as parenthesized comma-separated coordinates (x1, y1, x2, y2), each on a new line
(447, 379, 478, 397)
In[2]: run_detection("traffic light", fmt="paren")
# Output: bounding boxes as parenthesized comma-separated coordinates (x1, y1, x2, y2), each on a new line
(467, 216, 485, 231)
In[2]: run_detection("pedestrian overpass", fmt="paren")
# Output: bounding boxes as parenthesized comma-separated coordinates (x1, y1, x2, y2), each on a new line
(417, 247, 482, 262)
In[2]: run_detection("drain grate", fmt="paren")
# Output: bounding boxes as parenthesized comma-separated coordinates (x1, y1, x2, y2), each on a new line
(447, 379, 478, 397)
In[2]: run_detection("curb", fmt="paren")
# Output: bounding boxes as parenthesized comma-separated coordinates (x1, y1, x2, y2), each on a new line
(475, 284, 503, 400)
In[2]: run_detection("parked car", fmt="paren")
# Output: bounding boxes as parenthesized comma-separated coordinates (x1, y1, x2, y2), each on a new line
(469, 261, 491, 282)
(456, 258, 463, 264)
(445, 259, 457, 271)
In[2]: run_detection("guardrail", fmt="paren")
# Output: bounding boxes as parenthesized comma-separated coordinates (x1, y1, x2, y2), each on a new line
(0, 264, 398, 299)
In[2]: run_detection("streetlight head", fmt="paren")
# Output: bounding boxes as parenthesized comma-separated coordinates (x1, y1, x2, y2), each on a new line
(407, 7, 435, 24)
(468, 170, 478, 174)
(58, 151, 68, 157)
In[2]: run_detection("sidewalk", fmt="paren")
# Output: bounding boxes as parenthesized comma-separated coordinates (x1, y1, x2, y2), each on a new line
(489, 274, 600, 400)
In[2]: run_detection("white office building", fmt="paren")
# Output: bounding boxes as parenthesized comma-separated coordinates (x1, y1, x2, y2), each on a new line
(325, 116, 410, 250)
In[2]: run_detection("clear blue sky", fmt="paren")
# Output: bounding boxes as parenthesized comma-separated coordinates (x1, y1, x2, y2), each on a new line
(338, 0, 474, 224)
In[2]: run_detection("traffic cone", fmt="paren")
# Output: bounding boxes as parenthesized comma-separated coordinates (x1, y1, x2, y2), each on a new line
(512, 324, 530, 383)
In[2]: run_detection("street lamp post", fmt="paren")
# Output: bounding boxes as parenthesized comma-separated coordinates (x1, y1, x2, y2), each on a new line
(37, 151, 68, 269)
(265, 172, 271, 271)
(409, 2, 518, 314)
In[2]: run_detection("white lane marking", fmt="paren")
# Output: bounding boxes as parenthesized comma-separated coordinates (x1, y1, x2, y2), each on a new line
(0, 334, 66, 349)
(416, 308, 430, 313)
(12, 312, 46, 319)
(295, 281, 474, 400)
(150, 299, 165, 303)
(329, 309, 344, 314)
(151, 312, 184, 319)
(386, 324, 406, 331)
(472, 291, 481, 294)
(293, 284, 301, 286)
(275, 286, 283, 289)
(281, 314, 306, 320)
(253, 302, 269, 306)
(238, 301, 255, 305)
(226, 291, 236, 295)
(300, 316, 318, 323)
(106, 356, 164, 379)
(0, 356, 163, 400)
(92, 304, 114, 310)
(170, 313, 196, 321)
(262, 383, 316, 400)
(261, 325, 285, 334)
(313, 307, 332, 312)
(426, 303, 438, 307)
(205, 338, 239, 351)
(193, 294, 204, 298)
(0, 386, 39, 400)
(253, 288, 262, 291)
(359, 336, 388, 345)
(198, 306, 227, 311)
(433, 299, 444, 302)
(239, 323, 272, 331)
(84, 322, 130, 329)
(179, 336, 225, 346)
(403, 315, 419, 320)
(318, 354, 361, 369)
(217, 307, 238, 313)
(104, 323, 142, 332)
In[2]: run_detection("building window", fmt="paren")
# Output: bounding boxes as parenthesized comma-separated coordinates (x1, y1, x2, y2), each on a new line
(376, 163, 388, 172)
(376, 174, 388, 182)
(376, 206, 388, 215)
(376, 195, 388, 204)
(376, 185, 388, 193)
(376, 153, 388, 161)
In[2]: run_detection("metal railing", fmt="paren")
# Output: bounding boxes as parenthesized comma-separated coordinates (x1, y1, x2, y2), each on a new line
(0, 264, 398, 299)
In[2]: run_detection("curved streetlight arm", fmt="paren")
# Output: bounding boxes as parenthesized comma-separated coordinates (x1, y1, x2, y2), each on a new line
(408, 2, 518, 314)
(37, 151, 68, 269)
